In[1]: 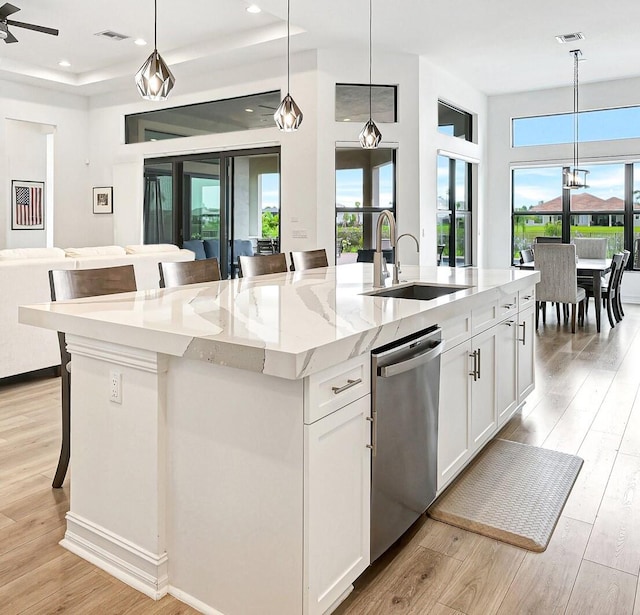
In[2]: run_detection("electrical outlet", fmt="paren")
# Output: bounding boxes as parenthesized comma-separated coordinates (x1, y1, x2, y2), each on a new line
(110, 370, 122, 404)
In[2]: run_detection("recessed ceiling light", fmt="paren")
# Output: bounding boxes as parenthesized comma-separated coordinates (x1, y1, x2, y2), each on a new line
(245, 108, 254, 113)
(555, 32, 585, 44)
(343, 118, 351, 122)
(134, 38, 147, 46)
(58, 60, 71, 67)
(246, 4, 261, 13)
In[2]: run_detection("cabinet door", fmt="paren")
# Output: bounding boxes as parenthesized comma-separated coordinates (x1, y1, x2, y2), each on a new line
(497, 318, 518, 427)
(304, 395, 371, 615)
(518, 305, 535, 402)
(437, 340, 472, 491)
(470, 326, 497, 450)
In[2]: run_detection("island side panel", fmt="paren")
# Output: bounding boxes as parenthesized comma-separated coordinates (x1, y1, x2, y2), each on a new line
(61, 336, 169, 598)
(166, 357, 305, 615)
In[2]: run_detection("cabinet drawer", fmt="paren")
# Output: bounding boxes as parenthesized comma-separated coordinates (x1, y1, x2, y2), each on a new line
(304, 354, 370, 424)
(519, 286, 536, 310)
(441, 313, 472, 351)
(471, 300, 499, 336)
(497, 290, 518, 319)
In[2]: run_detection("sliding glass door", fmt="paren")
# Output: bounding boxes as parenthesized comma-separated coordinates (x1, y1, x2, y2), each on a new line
(143, 147, 280, 277)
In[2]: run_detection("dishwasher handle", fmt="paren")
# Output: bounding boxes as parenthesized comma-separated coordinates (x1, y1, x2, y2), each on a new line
(378, 340, 444, 378)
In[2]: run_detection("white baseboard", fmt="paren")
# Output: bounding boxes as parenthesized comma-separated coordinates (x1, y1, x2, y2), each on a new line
(169, 586, 226, 615)
(61, 512, 168, 600)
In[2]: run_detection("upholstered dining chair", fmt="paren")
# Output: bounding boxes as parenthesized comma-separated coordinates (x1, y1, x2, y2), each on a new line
(573, 237, 607, 259)
(238, 253, 288, 277)
(159, 258, 221, 288)
(534, 243, 585, 334)
(48, 265, 137, 488)
(289, 249, 329, 271)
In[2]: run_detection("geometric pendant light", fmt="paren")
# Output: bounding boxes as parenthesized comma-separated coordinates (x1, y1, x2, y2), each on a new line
(274, 0, 303, 131)
(563, 49, 589, 189)
(135, 0, 175, 101)
(359, 0, 381, 149)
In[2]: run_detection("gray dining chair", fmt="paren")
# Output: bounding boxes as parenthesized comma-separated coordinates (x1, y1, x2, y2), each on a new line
(534, 243, 585, 334)
(573, 237, 607, 259)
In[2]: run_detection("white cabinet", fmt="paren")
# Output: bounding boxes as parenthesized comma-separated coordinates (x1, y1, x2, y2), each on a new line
(438, 291, 535, 492)
(517, 305, 535, 401)
(304, 362, 371, 615)
(437, 340, 472, 489)
(304, 395, 370, 615)
(497, 318, 518, 427)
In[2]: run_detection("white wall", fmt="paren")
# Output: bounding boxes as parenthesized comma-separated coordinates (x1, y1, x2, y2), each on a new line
(88, 52, 319, 255)
(0, 80, 96, 249)
(4, 119, 49, 248)
(418, 59, 488, 266)
(488, 75, 640, 299)
(86, 47, 488, 268)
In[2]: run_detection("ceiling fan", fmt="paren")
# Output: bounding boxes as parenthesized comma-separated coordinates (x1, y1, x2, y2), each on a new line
(0, 3, 58, 44)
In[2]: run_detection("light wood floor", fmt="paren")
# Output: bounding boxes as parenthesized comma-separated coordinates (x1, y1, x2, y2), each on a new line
(2, 306, 640, 614)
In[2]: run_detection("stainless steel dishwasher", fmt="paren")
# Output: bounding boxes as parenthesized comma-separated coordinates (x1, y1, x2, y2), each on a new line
(370, 325, 443, 562)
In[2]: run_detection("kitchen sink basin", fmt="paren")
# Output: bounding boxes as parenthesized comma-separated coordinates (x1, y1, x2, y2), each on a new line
(365, 283, 472, 301)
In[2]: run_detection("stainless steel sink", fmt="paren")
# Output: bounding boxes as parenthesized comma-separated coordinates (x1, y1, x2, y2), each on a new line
(365, 283, 472, 301)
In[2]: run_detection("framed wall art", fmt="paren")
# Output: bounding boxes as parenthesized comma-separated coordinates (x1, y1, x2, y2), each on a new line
(93, 186, 113, 214)
(11, 180, 45, 230)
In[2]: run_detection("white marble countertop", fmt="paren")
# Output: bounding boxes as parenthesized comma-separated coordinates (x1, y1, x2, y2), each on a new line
(19, 264, 538, 379)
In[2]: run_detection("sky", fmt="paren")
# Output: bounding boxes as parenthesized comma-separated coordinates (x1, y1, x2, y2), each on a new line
(336, 164, 394, 208)
(511, 106, 640, 209)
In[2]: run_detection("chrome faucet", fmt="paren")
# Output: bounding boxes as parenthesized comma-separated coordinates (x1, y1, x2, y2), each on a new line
(396, 233, 420, 282)
(373, 210, 397, 288)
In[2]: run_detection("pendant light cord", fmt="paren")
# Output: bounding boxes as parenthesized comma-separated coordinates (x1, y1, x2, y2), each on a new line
(154, 0, 158, 51)
(287, 0, 290, 94)
(573, 50, 579, 169)
(368, 0, 372, 121)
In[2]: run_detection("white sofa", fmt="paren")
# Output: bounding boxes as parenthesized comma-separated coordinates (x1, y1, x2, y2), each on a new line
(0, 244, 194, 379)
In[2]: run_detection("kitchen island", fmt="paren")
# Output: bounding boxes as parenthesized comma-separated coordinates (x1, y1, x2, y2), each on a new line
(19, 263, 539, 615)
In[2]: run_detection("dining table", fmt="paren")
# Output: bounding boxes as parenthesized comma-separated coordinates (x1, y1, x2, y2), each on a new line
(520, 257, 612, 333)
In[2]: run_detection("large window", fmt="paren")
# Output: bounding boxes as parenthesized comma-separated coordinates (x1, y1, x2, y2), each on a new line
(335, 148, 396, 264)
(126, 91, 281, 144)
(144, 147, 280, 278)
(512, 162, 639, 267)
(335, 84, 397, 123)
(437, 155, 473, 267)
(513, 105, 640, 147)
(438, 101, 472, 141)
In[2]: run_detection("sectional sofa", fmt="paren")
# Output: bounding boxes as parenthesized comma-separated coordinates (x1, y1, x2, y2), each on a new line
(0, 244, 194, 379)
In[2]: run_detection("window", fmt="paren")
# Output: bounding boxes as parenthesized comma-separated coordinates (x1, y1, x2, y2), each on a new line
(438, 101, 472, 141)
(512, 163, 639, 267)
(512, 166, 563, 262)
(125, 91, 281, 144)
(335, 148, 396, 264)
(512, 106, 640, 147)
(335, 84, 397, 123)
(437, 155, 473, 267)
(144, 147, 280, 278)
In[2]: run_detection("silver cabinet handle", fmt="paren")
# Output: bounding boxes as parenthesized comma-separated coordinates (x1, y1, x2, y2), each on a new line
(366, 414, 376, 456)
(332, 378, 362, 395)
(469, 350, 478, 381)
(477, 347, 481, 380)
(523, 294, 533, 301)
(504, 320, 515, 326)
(519, 321, 527, 345)
(503, 303, 516, 309)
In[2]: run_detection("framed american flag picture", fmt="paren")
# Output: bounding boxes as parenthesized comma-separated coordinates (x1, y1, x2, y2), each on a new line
(11, 180, 45, 230)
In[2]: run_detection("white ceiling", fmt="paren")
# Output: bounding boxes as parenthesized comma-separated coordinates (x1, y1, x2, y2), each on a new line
(1, 0, 640, 97)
